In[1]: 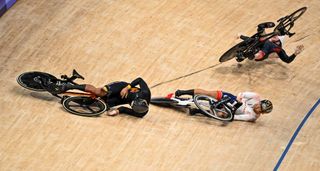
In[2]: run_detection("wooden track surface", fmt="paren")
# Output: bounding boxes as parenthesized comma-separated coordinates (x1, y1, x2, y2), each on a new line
(1, 0, 319, 170)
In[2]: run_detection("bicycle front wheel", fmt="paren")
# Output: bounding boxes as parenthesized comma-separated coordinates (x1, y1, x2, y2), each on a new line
(193, 95, 233, 121)
(62, 96, 107, 117)
(275, 7, 307, 32)
(285, 7, 307, 24)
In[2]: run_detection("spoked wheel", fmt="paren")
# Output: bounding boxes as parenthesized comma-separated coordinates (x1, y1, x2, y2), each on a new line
(194, 95, 233, 121)
(219, 42, 246, 63)
(62, 96, 107, 117)
(17, 71, 57, 91)
(275, 7, 307, 33)
(150, 97, 178, 107)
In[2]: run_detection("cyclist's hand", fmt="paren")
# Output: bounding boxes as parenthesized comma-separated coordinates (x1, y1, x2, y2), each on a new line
(294, 45, 304, 55)
(120, 87, 129, 98)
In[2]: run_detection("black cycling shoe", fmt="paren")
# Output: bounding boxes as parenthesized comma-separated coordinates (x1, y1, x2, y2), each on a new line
(240, 35, 250, 41)
(188, 108, 200, 115)
(175, 89, 194, 97)
(248, 55, 255, 60)
(236, 57, 245, 62)
(175, 90, 182, 97)
(236, 52, 245, 62)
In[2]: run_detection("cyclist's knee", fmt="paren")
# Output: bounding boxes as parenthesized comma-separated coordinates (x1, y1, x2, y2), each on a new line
(254, 50, 266, 61)
(96, 87, 107, 96)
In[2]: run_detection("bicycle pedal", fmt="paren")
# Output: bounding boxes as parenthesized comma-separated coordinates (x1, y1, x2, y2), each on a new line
(236, 57, 245, 62)
(288, 32, 295, 37)
(240, 35, 250, 40)
(248, 55, 255, 60)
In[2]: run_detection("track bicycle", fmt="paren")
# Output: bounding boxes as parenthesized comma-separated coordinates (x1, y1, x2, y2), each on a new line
(219, 7, 307, 63)
(150, 93, 235, 121)
(17, 70, 108, 117)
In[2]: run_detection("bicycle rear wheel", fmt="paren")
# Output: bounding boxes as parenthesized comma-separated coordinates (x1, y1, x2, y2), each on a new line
(219, 42, 245, 63)
(193, 95, 233, 121)
(17, 71, 57, 91)
(62, 96, 107, 117)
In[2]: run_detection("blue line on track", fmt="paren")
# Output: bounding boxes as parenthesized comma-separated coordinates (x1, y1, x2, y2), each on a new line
(274, 98, 320, 171)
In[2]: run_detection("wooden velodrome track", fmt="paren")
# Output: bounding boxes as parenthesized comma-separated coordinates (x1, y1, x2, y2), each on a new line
(1, 0, 319, 170)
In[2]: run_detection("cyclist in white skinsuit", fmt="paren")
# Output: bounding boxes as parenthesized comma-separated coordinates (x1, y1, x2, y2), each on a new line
(175, 89, 273, 122)
(234, 92, 268, 121)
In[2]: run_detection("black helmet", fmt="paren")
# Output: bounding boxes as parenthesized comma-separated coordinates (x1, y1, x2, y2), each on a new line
(260, 99, 273, 113)
(131, 98, 149, 113)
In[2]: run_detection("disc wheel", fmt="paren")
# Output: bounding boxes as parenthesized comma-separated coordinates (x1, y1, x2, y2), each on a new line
(62, 96, 107, 117)
(193, 95, 233, 121)
(219, 42, 246, 63)
(17, 71, 57, 91)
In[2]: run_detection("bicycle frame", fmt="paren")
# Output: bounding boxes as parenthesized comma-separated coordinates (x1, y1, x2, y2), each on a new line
(168, 96, 218, 109)
(169, 97, 195, 107)
(33, 71, 97, 100)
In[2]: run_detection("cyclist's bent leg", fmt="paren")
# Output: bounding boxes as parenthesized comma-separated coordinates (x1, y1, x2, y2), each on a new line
(195, 89, 222, 100)
(177, 89, 224, 99)
(60, 83, 107, 97)
(254, 41, 276, 61)
(84, 84, 107, 97)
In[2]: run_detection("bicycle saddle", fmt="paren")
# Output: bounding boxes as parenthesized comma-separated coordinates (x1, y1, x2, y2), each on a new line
(257, 22, 275, 33)
(257, 22, 275, 29)
(72, 69, 84, 80)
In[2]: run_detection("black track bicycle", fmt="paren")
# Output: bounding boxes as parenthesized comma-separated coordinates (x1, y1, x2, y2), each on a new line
(151, 93, 235, 121)
(17, 70, 108, 117)
(219, 7, 307, 63)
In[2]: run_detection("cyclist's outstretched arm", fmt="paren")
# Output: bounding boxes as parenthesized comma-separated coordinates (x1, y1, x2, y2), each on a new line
(278, 45, 304, 63)
(130, 77, 149, 90)
(117, 106, 148, 118)
(234, 114, 257, 122)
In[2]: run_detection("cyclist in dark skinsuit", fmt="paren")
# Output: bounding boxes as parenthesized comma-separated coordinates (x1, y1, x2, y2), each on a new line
(238, 23, 304, 63)
(253, 34, 304, 63)
(56, 77, 151, 118)
(102, 78, 151, 117)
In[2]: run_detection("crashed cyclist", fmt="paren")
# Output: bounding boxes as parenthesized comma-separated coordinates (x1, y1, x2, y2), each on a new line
(237, 22, 304, 63)
(175, 89, 273, 122)
(43, 77, 151, 118)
